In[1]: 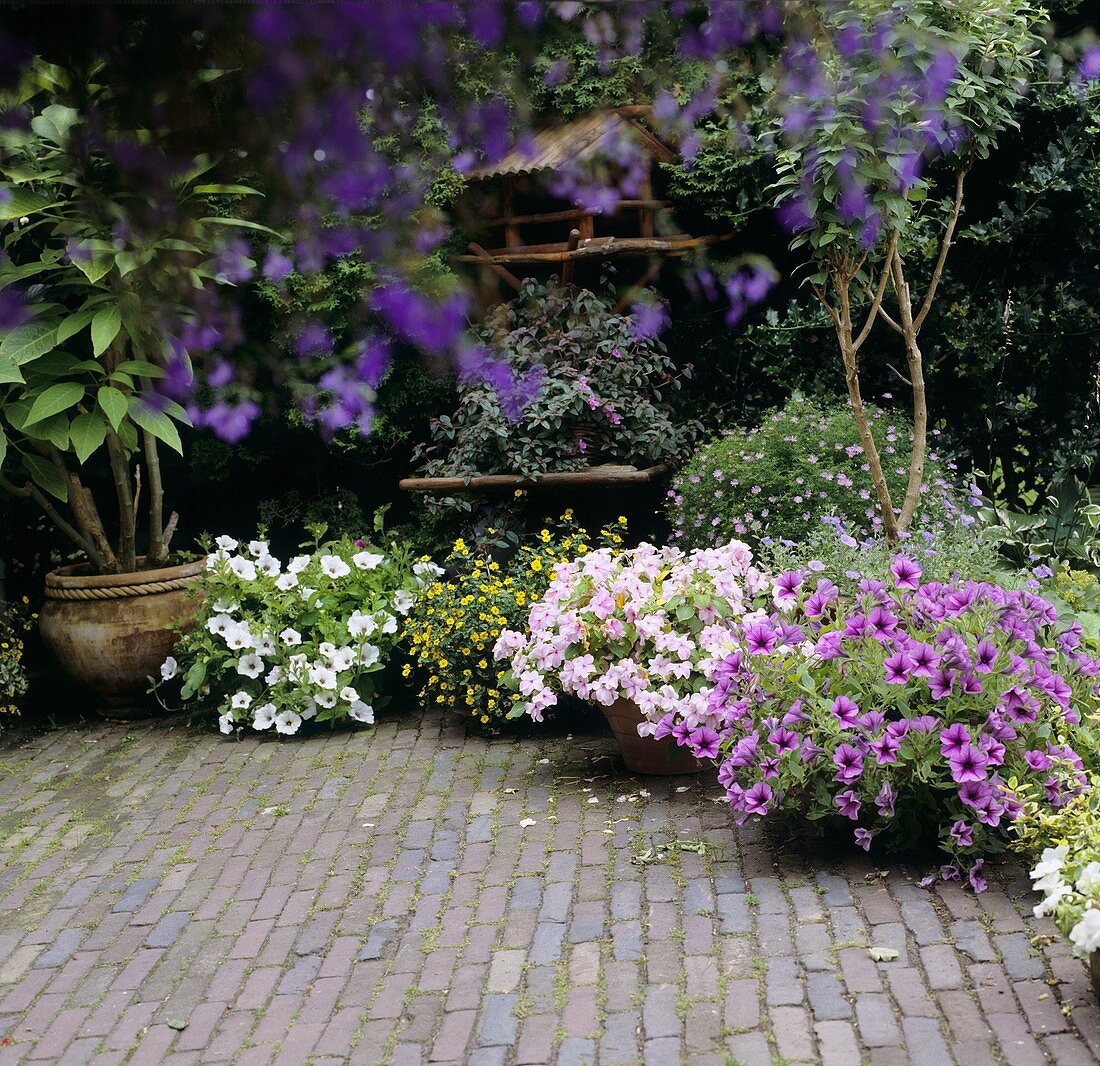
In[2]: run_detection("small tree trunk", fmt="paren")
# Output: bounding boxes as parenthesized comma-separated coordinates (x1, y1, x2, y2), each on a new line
(833, 269, 899, 543)
(889, 250, 928, 533)
(104, 427, 137, 573)
(142, 427, 168, 567)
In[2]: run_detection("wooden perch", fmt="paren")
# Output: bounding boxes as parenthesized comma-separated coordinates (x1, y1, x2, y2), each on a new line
(399, 463, 674, 493)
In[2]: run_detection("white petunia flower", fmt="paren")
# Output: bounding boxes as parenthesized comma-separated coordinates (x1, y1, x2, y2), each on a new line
(286, 654, 309, 682)
(347, 610, 376, 638)
(252, 632, 277, 656)
(318, 642, 338, 662)
(224, 624, 253, 651)
(237, 654, 265, 679)
(300, 586, 317, 601)
(276, 572, 299, 591)
(280, 628, 302, 646)
(320, 555, 351, 579)
(287, 554, 311, 574)
(300, 699, 318, 720)
(330, 647, 356, 672)
(160, 656, 178, 681)
(413, 560, 444, 579)
(1031, 845, 1070, 884)
(229, 556, 257, 581)
(213, 598, 239, 614)
(206, 549, 230, 570)
(314, 691, 337, 709)
(348, 700, 375, 724)
(1070, 908, 1100, 956)
(309, 664, 338, 690)
(265, 665, 283, 685)
(248, 540, 269, 557)
(358, 643, 380, 668)
(231, 691, 253, 710)
(353, 550, 385, 570)
(206, 613, 234, 636)
(218, 711, 234, 735)
(393, 589, 414, 615)
(1078, 862, 1100, 897)
(215, 535, 238, 552)
(1034, 882, 1073, 917)
(257, 554, 282, 577)
(339, 685, 359, 703)
(379, 614, 397, 635)
(274, 709, 302, 735)
(252, 702, 276, 729)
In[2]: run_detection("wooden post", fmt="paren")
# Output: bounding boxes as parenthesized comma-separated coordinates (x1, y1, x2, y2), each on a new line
(502, 179, 520, 249)
(467, 242, 523, 293)
(561, 228, 581, 286)
(638, 166, 655, 238)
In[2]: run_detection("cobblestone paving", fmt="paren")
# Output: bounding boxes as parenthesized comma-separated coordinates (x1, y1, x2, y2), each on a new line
(1, 708, 1098, 1065)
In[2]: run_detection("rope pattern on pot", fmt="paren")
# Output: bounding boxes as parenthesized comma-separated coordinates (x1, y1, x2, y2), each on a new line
(44, 576, 198, 601)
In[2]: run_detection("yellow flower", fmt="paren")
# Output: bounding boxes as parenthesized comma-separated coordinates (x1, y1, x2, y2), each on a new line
(530, 558, 542, 572)
(402, 663, 412, 677)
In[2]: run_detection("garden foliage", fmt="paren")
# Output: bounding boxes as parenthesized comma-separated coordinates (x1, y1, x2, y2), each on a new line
(0, 598, 31, 719)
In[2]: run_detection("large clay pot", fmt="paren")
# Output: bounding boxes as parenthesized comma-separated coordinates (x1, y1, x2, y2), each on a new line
(1091, 951, 1100, 1000)
(601, 697, 704, 775)
(39, 558, 204, 708)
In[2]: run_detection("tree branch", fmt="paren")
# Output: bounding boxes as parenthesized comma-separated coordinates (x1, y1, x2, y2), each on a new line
(852, 230, 898, 354)
(913, 160, 971, 334)
(0, 471, 103, 569)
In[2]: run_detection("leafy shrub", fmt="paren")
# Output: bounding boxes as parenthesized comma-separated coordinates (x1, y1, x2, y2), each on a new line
(406, 513, 622, 730)
(0, 599, 32, 720)
(702, 560, 1098, 884)
(414, 281, 700, 484)
(667, 396, 964, 551)
(156, 525, 431, 736)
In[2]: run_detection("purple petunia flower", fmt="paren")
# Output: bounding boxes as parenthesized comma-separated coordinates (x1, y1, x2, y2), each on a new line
(742, 781, 773, 816)
(768, 727, 800, 754)
(869, 734, 900, 765)
(854, 827, 875, 852)
(957, 780, 993, 809)
(974, 641, 999, 673)
(835, 789, 862, 820)
(929, 668, 956, 700)
(890, 555, 923, 590)
(908, 642, 940, 678)
(833, 743, 864, 784)
(688, 727, 721, 760)
(1024, 750, 1052, 772)
(968, 858, 987, 894)
(948, 744, 988, 784)
(832, 695, 860, 728)
(939, 723, 971, 757)
(949, 820, 973, 847)
(875, 781, 897, 819)
(743, 620, 779, 655)
(883, 652, 912, 685)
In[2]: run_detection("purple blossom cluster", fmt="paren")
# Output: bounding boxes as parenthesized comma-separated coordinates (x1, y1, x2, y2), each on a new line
(697, 555, 1098, 884)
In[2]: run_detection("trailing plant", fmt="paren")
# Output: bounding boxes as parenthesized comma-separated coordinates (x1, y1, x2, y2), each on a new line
(667, 396, 963, 551)
(704, 559, 1098, 883)
(406, 512, 621, 730)
(155, 518, 430, 736)
(0, 597, 32, 719)
(0, 58, 266, 573)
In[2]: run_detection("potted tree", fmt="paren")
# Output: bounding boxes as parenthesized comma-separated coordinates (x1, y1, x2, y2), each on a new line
(0, 59, 266, 706)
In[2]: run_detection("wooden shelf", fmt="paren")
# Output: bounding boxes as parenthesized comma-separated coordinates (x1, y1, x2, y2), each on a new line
(455, 233, 730, 266)
(399, 463, 675, 493)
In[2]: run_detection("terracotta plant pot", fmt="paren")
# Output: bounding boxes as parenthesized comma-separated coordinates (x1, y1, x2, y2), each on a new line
(601, 697, 704, 775)
(39, 558, 205, 709)
(1091, 951, 1100, 1000)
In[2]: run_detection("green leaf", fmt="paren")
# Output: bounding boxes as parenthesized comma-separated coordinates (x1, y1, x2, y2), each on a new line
(97, 386, 129, 431)
(179, 660, 206, 700)
(55, 309, 95, 345)
(23, 454, 67, 501)
(90, 306, 122, 357)
(198, 216, 283, 237)
(165, 1019, 187, 1032)
(110, 360, 165, 379)
(193, 183, 263, 197)
(129, 402, 183, 455)
(23, 413, 70, 451)
(0, 424, 6, 468)
(30, 103, 80, 146)
(0, 356, 24, 384)
(0, 186, 52, 222)
(73, 252, 114, 284)
(25, 382, 83, 426)
(0, 321, 58, 365)
(70, 412, 106, 464)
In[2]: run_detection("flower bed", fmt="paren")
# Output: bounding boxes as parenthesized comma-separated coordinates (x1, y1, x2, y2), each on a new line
(157, 532, 431, 735)
(0, 599, 31, 721)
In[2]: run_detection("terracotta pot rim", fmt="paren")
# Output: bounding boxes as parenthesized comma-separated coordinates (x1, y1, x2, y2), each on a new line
(44, 557, 205, 592)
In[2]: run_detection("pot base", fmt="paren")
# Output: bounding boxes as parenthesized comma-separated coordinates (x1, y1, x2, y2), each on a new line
(602, 698, 704, 775)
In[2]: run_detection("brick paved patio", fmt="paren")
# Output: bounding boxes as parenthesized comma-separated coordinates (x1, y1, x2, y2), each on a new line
(1, 707, 1098, 1065)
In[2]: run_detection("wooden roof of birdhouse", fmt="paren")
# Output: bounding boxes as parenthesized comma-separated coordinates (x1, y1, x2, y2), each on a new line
(466, 106, 678, 182)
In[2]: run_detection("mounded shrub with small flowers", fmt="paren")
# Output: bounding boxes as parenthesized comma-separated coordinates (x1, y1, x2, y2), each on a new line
(0, 599, 32, 721)
(1017, 783, 1100, 956)
(406, 513, 623, 730)
(494, 539, 771, 738)
(667, 395, 964, 550)
(703, 554, 1099, 887)
(157, 531, 433, 736)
